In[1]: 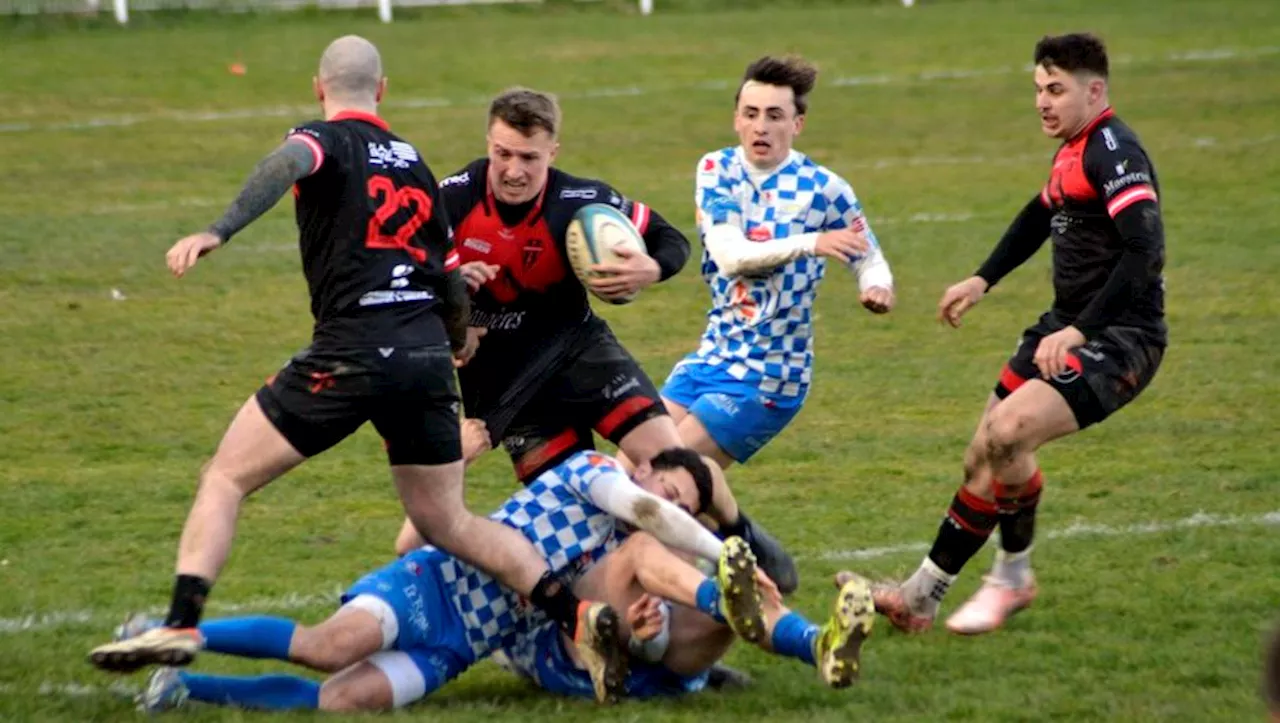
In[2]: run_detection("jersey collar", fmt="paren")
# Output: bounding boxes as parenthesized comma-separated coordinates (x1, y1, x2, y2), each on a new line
(330, 110, 390, 131)
(1068, 106, 1114, 142)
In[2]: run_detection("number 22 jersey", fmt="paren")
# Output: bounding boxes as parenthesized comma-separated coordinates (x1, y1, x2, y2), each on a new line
(285, 111, 461, 348)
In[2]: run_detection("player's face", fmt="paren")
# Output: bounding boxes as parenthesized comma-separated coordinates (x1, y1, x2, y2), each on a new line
(487, 120, 558, 205)
(1034, 64, 1105, 139)
(633, 465, 699, 517)
(734, 81, 805, 169)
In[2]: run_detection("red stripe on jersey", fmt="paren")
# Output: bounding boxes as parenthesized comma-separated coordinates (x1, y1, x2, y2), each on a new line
(330, 110, 390, 131)
(287, 134, 325, 176)
(630, 202, 651, 235)
(1039, 186, 1051, 207)
(443, 250, 460, 272)
(595, 396, 656, 438)
(1106, 185, 1158, 217)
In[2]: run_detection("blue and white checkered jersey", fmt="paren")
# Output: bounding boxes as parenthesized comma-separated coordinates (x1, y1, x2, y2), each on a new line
(426, 451, 627, 659)
(694, 146, 880, 397)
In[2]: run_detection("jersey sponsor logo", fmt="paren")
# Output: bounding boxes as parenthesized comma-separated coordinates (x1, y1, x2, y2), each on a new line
(440, 171, 470, 188)
(287, 126, 322, 141)
(701, 157, 717, 173)
(378, 347, 395, 358)
(358, 289, 435, 306)
(403, 582, 431, 637)
(1102, 171, 1152, 196)
(367, 141, 419, 169)
(1102, 127, 1119, 151)
(559, 187, 598, 200)
(747, 226, 772, 242)
(469, 308, 526, 330)
(522, 238, 546, 269)
(603, 373, 641, 400)
(463, 237, 492, 253)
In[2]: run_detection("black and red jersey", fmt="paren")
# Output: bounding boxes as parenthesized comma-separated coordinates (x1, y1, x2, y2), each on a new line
(437, 159, 689, 407)
(284, 111, 459, 348)
(979, 108, 1166, 344)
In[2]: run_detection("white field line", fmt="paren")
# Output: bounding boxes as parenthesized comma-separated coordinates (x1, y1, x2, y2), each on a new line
(1, 511, 1276, 640)
(803, 509, 1280, 562)
(78, 128, 1279, 219)
(1, 45, 1276, 135)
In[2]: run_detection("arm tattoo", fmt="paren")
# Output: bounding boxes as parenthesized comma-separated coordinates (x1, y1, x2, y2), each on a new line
(208, 140, 315, 242)
(440, 269, 470, 352)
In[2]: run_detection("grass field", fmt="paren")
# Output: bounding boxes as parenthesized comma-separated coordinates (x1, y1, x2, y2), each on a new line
(2, 0, 1279, 720)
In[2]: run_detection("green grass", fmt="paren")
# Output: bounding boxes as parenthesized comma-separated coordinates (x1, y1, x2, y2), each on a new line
(1, 0, 1279, 720)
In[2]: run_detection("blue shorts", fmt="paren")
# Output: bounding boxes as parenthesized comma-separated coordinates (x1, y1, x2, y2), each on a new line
(516, 622, 708, 700)
(661, 359, 805, 462)
(341, 550, 475, 706)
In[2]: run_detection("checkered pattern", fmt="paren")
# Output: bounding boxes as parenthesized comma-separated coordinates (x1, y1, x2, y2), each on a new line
(693, 147, 879, 396)
(430, 451, 625, 658)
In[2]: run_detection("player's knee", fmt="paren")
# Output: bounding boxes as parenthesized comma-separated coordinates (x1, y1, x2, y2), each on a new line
(983, 410, 1033, 465)
(196, 461, 249, 501)
(962, 440, 988, 483)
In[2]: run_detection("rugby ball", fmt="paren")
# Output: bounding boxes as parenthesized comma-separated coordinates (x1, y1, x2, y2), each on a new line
(565, 203, 649, 305)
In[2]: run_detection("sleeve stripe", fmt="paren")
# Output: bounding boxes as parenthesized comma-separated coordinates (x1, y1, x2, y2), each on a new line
(443, 250, 460, 272)
(630, 201, 651, 236)
(1039, 186, 1052, 207)
(1107, 185, 1158, 217)
(286, 133, 325, 176)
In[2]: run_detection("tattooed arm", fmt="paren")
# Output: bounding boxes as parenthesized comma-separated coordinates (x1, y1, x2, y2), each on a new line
(166, 139, 316, 277)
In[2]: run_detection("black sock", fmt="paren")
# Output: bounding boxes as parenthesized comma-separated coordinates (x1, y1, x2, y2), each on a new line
(529, 571, 582, 638)
(164, 575, 212, 629)
(718, 511, 750, 540)
(927, 487, 999, 576)
(996, 470, 1043, 554)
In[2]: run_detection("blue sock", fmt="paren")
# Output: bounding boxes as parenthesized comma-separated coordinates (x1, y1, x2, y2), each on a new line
(180, 672, 320, 710)
(694, 578, 726, 624)
(198, 617, 296, 660)
(770, 611, 819, 666)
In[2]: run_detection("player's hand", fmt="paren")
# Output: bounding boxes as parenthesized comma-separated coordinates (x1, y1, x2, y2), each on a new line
(626, 594, 666, 642)
(459, 261, 500, 293)
(165, 232, 223, 277)
(1033, 325, 1086, 380)
(755, 568, 783, 609)
(860, 285, 895, 314)
(452, 327, 486, 368)
(460, 418, 492, 463)
(588, 246, 660, 301)
(937, 275, 989, 328)
(814, 228, 869, 264)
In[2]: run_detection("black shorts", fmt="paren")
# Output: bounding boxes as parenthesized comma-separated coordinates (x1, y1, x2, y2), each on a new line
(475, 328, 666, 483)
(255, 344, 461, 466)
(995, 312, 1165, 429)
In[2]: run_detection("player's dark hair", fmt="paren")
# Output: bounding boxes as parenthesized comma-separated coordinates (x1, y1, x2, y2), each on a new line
(489, 87, 561, 138)
(736, 55, 818, 115)
(649, 448, 714, 516)
(1034, 33, 1109, 79)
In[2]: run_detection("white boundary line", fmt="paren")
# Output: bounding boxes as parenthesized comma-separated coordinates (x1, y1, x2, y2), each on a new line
(1, 510, 1275, 639)
(1, 45, 1276, 135)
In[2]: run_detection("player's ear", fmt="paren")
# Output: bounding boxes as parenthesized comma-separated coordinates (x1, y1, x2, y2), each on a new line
(794, 113, 806, 136)
(376, 76, 388, 103)
(312, 76, 324, 104)
(549, 141, 560, 163)
(1088, 77, 1106, 104)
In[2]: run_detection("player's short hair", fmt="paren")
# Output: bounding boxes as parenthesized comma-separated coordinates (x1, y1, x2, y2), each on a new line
(736, 55, 818, 115)
(1035, 33, 1109, 79)
(649, 448, 713, 516)
(488, 87, 561, 138)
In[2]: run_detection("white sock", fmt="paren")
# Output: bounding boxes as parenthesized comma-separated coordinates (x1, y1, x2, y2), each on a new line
(992, 546, 1034, 588)
(903, 557, 956, 619)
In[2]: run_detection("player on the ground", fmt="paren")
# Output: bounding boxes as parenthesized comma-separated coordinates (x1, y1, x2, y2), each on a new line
(871, 33, 1167, 634)
(437, 87, 798, 592)
(660, 55, 895, 474)
(123, 442, 872, 712)
(86, 37, 626, 698)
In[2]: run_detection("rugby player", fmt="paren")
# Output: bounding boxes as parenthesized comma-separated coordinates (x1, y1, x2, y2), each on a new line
(871, 34, 1167, 634)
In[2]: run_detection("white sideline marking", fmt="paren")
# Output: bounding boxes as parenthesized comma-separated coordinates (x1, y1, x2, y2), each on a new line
(1, 45, 1276, 135)
(1, 511, 1276, 640)
(804, 509, 1280, 562)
